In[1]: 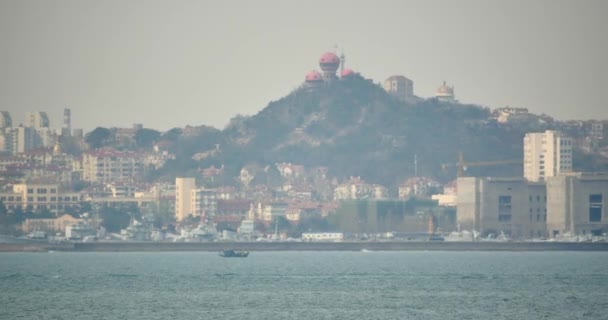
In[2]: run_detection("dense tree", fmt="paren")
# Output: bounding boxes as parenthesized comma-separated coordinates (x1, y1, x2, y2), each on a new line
(161, 127, 183, 142)
(98, 203, 140, 232)
(134, 128, 161, 149)
(85, 127, 112, 149)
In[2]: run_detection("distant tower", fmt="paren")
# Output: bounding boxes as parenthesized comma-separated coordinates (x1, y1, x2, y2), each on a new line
(435, 81, 455, 102)
(339, 52, 346, 75)
(62, 108, 71, 136)
(383, 75, 414, 102)
(319, 52, 340, 80)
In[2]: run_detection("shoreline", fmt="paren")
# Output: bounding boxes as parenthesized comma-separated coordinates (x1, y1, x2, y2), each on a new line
(2, 241, 608, 252)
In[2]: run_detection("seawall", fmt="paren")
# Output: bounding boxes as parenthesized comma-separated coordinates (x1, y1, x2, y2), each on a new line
(3, 241, 608, 252)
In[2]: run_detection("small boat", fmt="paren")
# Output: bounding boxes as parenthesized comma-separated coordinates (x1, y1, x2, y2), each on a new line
(219, 250, 249, 258)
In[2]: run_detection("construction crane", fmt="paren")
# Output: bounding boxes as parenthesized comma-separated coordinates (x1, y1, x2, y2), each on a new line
(441, 151, 522, 177)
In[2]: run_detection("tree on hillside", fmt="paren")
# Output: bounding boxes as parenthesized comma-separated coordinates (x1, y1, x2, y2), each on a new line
(85, 127, 112, 149)
(161, 128, 183, 142)
(98, 205, 132, 233)
(135, 128, 161, 149)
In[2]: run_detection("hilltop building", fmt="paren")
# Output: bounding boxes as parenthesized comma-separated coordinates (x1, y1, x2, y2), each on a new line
(493, 107, 533, 124)
(435, 81, 455, 102)
(318, 52, 340, 80)
(302, 52, 358, 88)
(523, 130, 572, 182)
(383, 75, 414, 102)
(341, 68, 355, 78)
(304, 70, 324, 88)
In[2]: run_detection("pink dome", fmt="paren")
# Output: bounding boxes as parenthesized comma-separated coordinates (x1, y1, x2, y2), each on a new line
(319, 52, 340, 72)
(341, 68, 355, 77)
(305, 70, 323, 82)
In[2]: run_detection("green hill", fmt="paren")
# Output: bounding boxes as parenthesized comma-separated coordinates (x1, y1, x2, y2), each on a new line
(214, 75, 527, 186)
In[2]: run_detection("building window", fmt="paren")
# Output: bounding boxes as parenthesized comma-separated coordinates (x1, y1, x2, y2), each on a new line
(27, 189, 34, 194)
(589, 194, 602, 222)
(498, 195, 512, 222)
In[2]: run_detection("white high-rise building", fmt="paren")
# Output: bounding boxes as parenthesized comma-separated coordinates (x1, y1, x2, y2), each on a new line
(175, 177, 196, 222)
(25, 112, 50, 129)
(524, 130, 573, 182)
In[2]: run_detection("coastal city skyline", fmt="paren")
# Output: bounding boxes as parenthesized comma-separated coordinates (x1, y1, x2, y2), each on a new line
(1, 0, 607, 131)
(2, 2, 608, 320)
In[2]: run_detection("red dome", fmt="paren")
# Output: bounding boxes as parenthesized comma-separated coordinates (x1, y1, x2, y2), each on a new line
(319, 52, 340, 72)
(341, 68, 355, 77)
(305, 70, 323, 82)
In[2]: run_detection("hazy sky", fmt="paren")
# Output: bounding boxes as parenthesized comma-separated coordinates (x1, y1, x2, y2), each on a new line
(1, 0, 606, 132)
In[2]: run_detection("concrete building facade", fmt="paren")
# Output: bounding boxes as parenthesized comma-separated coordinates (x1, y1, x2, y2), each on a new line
(0, 183, 83, 214)
(524, 130, 572, 182)
(458, 174, 608, 239)
(546, 173, 608, 237)
(191, 188, 218, 217)
(383, 75, 414, 102)
(457, 177, 543, 238)
(175, 177, 196, 222)
(82, 149, 143, 183)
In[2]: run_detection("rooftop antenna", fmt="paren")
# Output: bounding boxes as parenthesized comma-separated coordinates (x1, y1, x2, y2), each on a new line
(335, 44, 346, 75)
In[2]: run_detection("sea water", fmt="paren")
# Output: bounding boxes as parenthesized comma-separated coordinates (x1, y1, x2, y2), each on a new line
(1, 251, 607, 319)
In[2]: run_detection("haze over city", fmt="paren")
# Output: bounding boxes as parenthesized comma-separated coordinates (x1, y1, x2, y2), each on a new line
(1, 0, 606, 131)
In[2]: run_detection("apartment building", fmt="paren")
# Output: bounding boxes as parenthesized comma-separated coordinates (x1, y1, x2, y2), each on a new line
(524, 130, 572, 182)
(82, 148, 143, 183)
(0, 182, 82, 214)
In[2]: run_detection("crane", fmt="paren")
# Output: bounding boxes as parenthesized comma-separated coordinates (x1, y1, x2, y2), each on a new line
(441, 151, 522, 177)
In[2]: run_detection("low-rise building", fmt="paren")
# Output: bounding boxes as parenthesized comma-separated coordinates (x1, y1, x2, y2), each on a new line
(546, 173, 608, 237)
(0, 182, 83, 214)
(457, 177, 546, 238)
(21, 214, 85, 234)
(458, 173, 608, 239)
